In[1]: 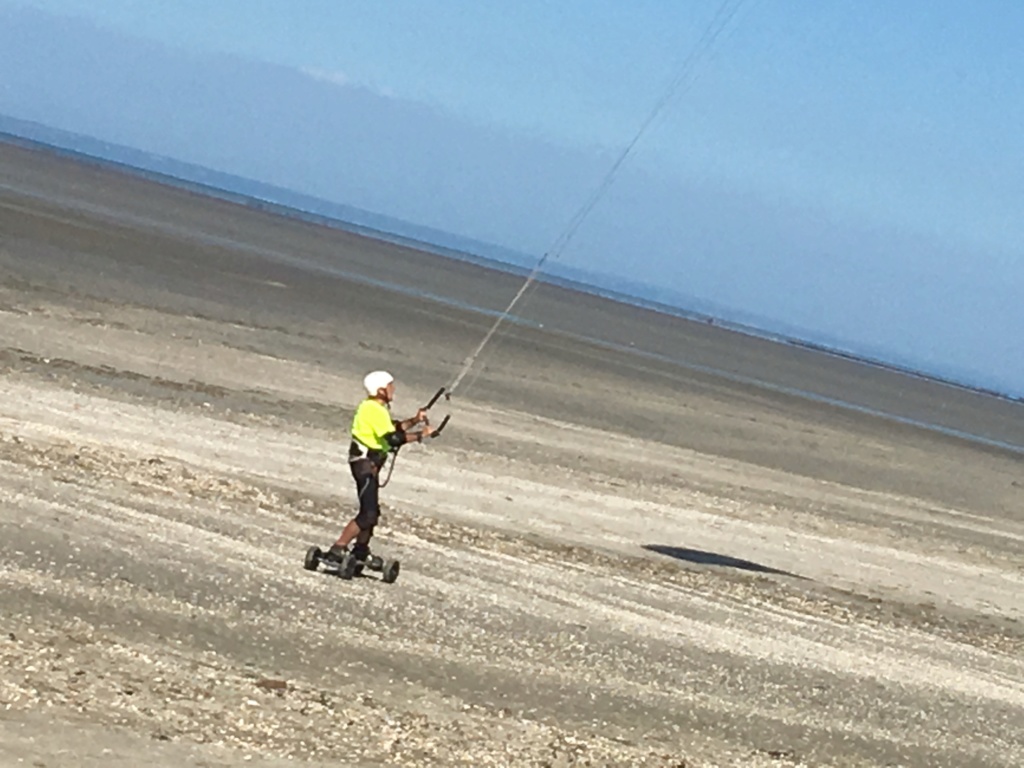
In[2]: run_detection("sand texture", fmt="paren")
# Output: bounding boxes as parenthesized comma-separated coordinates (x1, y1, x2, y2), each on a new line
(1, 142, 1023, 767)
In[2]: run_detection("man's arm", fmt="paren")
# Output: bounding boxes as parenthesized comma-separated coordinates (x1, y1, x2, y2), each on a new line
(384, 422, 435, 449)
(395, 408, 429, 432)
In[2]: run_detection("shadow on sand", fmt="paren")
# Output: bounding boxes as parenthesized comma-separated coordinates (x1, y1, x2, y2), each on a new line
(643, 544, 807, 580)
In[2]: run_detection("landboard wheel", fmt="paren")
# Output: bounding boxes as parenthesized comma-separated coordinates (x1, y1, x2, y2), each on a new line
(382, 559, 400, 584)
(367, 555, 384, 572)
(304, 546, 322, 571)
(339, 553, 358, 580)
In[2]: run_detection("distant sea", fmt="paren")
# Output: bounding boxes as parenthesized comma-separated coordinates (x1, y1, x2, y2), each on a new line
(1, 113, 1021, 429)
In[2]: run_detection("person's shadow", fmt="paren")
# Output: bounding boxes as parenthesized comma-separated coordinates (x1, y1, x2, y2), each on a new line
(643, 544, 806, 579)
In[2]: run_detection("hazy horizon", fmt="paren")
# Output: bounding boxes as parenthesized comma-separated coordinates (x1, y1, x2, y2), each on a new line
(6, 117, 1018, 412)
(1, 2, 1021, 397)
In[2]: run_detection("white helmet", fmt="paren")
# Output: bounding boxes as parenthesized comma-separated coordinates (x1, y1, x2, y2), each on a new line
(363, 370, 394, 396)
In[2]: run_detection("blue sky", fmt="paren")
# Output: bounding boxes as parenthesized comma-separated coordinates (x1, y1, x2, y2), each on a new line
(1, 1, 1022, 396)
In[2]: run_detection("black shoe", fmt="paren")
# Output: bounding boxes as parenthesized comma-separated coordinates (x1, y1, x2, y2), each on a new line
(325, 545, 347, 562)
(350, 544, 370, 563)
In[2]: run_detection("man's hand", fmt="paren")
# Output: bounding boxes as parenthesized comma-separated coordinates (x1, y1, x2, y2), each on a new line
(414, 408, 429, 424)
(420, 424, 435, 440)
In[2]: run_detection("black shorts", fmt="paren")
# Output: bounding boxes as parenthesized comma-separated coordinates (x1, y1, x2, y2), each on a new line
(350, 458, 380, 529)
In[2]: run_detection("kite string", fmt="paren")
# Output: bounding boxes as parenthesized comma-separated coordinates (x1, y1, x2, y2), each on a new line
(445, 0, 748, 397)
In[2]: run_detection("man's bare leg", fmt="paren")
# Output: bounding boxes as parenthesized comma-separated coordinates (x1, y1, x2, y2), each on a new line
(332, 519, 361, 552)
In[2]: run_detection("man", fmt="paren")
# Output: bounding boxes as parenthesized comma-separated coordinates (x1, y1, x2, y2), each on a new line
(326, 370, 434, 562)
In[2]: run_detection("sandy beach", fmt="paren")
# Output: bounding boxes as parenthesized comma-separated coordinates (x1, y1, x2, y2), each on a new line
(1, 140, 1022, 767)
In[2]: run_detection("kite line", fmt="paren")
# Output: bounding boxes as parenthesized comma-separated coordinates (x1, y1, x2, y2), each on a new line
(444, 0, 750, 398)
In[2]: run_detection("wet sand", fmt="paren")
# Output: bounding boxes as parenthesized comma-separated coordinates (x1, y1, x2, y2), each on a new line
(1, 140, 1023, 767)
